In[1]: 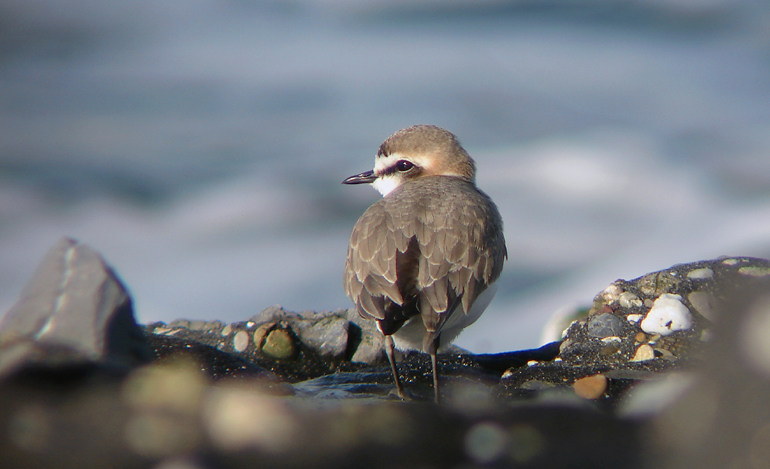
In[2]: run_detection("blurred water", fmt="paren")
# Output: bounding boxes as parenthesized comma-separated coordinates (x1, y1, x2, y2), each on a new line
(1, 0, 770, 352)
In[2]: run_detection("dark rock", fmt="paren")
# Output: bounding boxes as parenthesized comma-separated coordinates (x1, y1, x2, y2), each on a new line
(0, 237, 152, 378)
(588, 311, 623, 338)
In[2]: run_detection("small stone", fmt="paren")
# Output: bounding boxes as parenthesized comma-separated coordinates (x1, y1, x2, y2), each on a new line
(262, 329, 296, 360)
(619, 292, 643, 308)
(246, 322, 255, 328)
(627, 314, 643, 323)
(640, 294, 693, 336)
(638, 272, 680, 296)
(722, 258, 740, 265)
(520, 380, 555, 391)
(345, 308, 385, 364)
(600, 345, 620, 356)
(688, 291, 716, 321)
(588, 312, 622, 338)
(599, 284, 623, 303)
(630, 344, 655, 362)
(635, 332, 647, 343)
(169, 319, 190, 329)
(188, 320, 209, 331)
(253, 323, 275, 348)
(221, 324, 232, 337)
(233, 331, 250, 352)
(573, 374, 607, 399)
(655, 348, 675, 360)
(739, 266, 770, 277)
(294, 314, 349, 358)
(687, 268, 713, 279)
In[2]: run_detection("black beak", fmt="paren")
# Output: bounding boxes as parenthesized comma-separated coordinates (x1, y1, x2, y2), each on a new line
(342, 170, 377, 185)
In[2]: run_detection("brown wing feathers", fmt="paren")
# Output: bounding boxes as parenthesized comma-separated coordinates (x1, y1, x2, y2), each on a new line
(344, 177, 505, 342)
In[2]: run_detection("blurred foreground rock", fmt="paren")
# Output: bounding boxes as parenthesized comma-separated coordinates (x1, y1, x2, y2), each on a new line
(1, 238, 770, 468)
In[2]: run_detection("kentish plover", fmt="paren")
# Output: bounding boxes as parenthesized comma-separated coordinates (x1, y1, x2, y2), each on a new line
(343, 124, 507, 402)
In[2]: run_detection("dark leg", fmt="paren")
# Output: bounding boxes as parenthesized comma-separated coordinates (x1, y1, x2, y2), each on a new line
(429, 335, 440, 404)
(385, 335, 406, 399)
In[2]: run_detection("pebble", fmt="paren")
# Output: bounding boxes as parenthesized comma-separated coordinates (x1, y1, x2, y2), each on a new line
(233, 331, 250, 352)
(640, 294, 693, 336)
(619, 292, 643, 308)
(630, 344, 655, 362)
(262, 329, 296, 359)
(220, 324, 232, 337)
(687, 268, 713, 279)
(253, 323, 274, 349)
(588, 312, 622, 338)
(627, 314, 643, 323)
(573, 374, 607, 399)
(688, 291, 716, 321)
(738, 266, 770, 277)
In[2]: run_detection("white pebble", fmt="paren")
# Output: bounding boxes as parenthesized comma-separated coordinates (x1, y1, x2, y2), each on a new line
(640, 294, 693, 336)
(626, 314, 643, 323)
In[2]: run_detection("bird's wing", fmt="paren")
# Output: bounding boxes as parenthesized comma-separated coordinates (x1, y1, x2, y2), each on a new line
(344, 181, 506, 343)
(408, 186, 507, 346)
(344, 199, 403, 321)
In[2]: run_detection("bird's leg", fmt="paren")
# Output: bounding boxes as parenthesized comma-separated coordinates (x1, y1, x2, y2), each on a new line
(385, 335, 406, 399)
(429, 335, 440, 404)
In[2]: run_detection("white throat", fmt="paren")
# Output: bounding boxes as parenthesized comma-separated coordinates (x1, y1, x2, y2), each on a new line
(372, 151, 412, 197)
(372, 175, 401, 196)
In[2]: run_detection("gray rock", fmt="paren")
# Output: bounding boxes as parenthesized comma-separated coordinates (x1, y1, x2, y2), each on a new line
(249, 306, 385, 361)
(345, 308, 386, 364)
(588, 312, 622, 338)
(296, 311, 349, 358)
(0, 237, 152, 376)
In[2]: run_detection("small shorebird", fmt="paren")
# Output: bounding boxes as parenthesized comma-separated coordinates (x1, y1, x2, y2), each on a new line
(343, 125, 507, 402)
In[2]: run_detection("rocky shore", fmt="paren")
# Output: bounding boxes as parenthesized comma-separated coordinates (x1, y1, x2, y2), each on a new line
(1, 237, 770, 468)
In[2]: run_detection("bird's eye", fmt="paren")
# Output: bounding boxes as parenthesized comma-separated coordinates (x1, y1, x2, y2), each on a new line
(395, 160, 414, 172)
